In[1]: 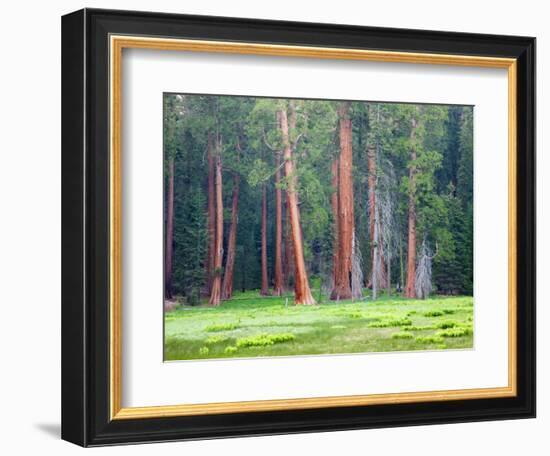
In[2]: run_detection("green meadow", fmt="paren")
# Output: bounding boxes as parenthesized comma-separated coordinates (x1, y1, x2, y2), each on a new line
(164, 291, 474, 361)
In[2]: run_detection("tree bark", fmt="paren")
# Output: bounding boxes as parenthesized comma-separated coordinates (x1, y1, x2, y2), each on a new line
(273, 152, 284, 296)
(165, 156, 175, 299)
(205, 133, 215, 294)
(283, 191, 294, 289)
(330, 158, 340, 289)
(260, 184, 270, 296)
(279, 105, 315, 305)
(405, 116, 418, 298)
(367, 143, 387, 290)
(221, 173, 240, 300)
(209, 140, 224, 306)
(331, 102, 354, 300)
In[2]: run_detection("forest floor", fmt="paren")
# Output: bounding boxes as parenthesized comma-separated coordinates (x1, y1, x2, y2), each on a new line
(164, 291, 474, 361)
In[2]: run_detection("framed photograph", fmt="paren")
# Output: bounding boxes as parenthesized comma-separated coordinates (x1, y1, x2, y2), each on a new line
(61, 8, 535, 447)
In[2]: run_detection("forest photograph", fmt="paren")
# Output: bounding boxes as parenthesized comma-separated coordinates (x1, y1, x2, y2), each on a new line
(163, 93, 474, 361)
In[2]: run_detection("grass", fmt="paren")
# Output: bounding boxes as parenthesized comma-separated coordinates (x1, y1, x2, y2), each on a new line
(164, 290, 473, 361)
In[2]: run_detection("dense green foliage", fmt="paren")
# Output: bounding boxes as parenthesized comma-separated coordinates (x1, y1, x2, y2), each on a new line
(164, 95, 473, 299)
(164, 292, 473, 360)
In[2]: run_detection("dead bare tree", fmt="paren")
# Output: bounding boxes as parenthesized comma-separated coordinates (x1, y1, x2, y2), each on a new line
(379, 160, 397, 298)
(351, 231, 364, 300)
(415, 237, 438, 299)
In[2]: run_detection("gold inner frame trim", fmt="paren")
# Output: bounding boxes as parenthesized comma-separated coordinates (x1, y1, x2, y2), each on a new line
(109, 34, 518, 421)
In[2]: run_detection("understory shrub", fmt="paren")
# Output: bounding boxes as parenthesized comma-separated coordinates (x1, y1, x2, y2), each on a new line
(205, 335, 229, 344)
(403, 325, 437, 331)
(368, 318, 412, 328)
(423, 310, 444, 317)
(436, 326, 472, 338)
(415, 335, 445, 344)
(391, 332, 414, 340)
(437, 321, 458, 329)
(205, 322, 239, 332)
(236, 333, 295, 348)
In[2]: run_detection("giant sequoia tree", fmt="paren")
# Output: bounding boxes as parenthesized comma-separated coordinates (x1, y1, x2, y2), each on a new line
(164, 94, 474, 306)
(331, 102, 354, 300)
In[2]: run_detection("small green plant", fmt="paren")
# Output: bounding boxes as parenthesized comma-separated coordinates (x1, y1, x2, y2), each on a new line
(198, 346, 209, 355)
(236, 333, 295, 348)
(423, 310, 444, 317)
(403, 324, 437, 331)
(442, 308, 456, 315)
(437, 321, 458, 329)
(205, 335, 229, 344)
(437, 326, 473, 338)
(392, 332, 414, 340)
(436, 344, 448, 349)
(368, 318, 412, 328)
(205, 322, 239, 332)
(415, 335, 445, 344)
(224, 346, 238, 354)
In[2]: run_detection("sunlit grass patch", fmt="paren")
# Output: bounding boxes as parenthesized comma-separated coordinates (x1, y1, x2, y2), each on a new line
(205, 322, 239, 332)
(403, 324, 437, 331)
(436, 321, 458, 329)
(415, 335, 445, 344)
(436, 326, 473, 338)
(164, 294, 473, 360)
(368, 317, 412, 328)
(236, 333, 295, 348)
(392, 332, 414, 340)
(205, 335, 229, 344)
(423, 310, 444, 317)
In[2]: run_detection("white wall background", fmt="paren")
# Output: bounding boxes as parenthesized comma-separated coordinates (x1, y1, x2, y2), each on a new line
(0, 0, 545, 454)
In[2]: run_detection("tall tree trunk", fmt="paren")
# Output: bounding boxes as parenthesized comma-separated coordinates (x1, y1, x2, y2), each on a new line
(331, 158, 340, 288)
(399, 236, 404, 291)
(387, 233, 392, 297)
(283, 192, 294, 289)
(331, 102, 354, 300)
(279, 105, 315, 305)
(372, 201, 379, 300)
(273, 152, 284, 296)
(367, 142, 387, 290)
(205, 133, 215, 294)
(222, 173, 240, 300)
(260, 185, 270, 296)
(165, 156, 175, 299)
(405, 116, 418, 298)
(209, 141, 224, 306)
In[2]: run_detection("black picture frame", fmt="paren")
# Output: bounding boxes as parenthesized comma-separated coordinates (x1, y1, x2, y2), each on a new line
(62, 7, 536, 447)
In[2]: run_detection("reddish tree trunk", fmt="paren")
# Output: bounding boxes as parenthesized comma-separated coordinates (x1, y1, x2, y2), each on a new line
(283, 192, 294, 289)
(260, 185, 270, 296)
(222, 173, 240, 300)
(165, 156, 175, 299)
(367, 145, 376, 255)
(331, 102, 354, 300)
(205, 133, 215, 294)
(405, 117, 418, 298)
(279, 106, 315, 305)
(209, 144, 224, 306)
(330, 158, 340, 288)
(273, 153, 284, 296)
